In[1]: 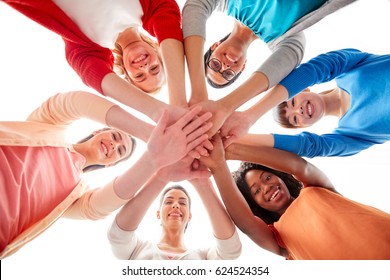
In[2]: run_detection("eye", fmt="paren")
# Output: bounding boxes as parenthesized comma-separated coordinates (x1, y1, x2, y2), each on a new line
(291, 98, 295, 107)
(135, 73, 144, 79)
(150, 65, 159, 74)
(112, 133, 117, 141)
(223, 69, 236, 81)
(254, 188, 260, 195)
(293, 116, 298, 125)
(209, 59, 221, 71)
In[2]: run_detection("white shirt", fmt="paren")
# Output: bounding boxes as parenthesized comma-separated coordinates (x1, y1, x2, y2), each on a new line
(54, 0, 143, 48)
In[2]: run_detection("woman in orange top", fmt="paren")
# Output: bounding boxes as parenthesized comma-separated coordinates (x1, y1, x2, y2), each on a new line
(200, 134, 390, 259)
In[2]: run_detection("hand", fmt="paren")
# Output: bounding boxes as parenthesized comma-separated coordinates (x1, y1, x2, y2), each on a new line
(157, 156, 211, 183)
(199, 133, 226, 171)
(190, 99, 231, 138)
(219, 111, 253, 147)
(147, 106, 212, 169)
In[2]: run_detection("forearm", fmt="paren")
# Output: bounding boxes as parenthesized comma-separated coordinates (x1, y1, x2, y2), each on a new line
(113, 151, 162, 200)
(190, 179, 235, 239)
(242, 84, 289, 126)
(160, 39, 188, 107)
(105, 105, 154, 143)
(217, 72, 269, 114)
(115, 174, 168, 231)
(184, 36, 209, 103)
(101, 73, 169, 123)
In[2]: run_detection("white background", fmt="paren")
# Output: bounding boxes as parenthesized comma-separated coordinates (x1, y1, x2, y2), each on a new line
(1, 0, 389, 279)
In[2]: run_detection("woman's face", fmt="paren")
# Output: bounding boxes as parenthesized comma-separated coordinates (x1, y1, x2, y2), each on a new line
(87, 129, 134, 166)
(122, 41, 165, 93)
(206, 39, 247, 86)
(157, 189, 192, 231)
(284, 90, 325, 128)
(244, 169, 292, 214)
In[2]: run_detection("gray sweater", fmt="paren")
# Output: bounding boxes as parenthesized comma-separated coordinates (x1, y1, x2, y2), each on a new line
(182, 0, 356, 88)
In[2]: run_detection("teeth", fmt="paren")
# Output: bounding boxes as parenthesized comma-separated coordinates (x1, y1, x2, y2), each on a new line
(225, 54, 236, 63)
(307, 103, 312, 117)
(101, 143, 108, 156)
(269, 188, 280, 201)
(133, 54, 147, 63)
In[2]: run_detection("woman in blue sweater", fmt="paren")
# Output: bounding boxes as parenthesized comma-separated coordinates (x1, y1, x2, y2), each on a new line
(223, 48, 390, 158)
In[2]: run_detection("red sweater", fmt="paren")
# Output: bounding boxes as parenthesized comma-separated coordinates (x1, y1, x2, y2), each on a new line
(4, 0, 183, 94)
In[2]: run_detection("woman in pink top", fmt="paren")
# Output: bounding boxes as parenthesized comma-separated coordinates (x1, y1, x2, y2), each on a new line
(199, 134, 390, 259)
(0, 90, 212, 258)
(3, 0, 188, 123)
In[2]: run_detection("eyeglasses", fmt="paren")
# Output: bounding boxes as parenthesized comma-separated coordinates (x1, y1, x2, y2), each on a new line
(207, 58, 237, 81)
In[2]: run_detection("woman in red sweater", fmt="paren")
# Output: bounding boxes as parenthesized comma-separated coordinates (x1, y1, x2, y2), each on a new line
(3, 0, 188, 123)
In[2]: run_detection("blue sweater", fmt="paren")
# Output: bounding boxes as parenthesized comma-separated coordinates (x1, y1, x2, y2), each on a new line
(227, 0, 326, 43)
(273, 49, 390, 158)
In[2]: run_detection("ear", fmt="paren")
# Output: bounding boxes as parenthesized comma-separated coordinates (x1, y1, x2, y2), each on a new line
(188, 212, 192, 222)
(210, 41, 220, 51)
(241, 60, 247, 72)
(156, 210, 161, 220)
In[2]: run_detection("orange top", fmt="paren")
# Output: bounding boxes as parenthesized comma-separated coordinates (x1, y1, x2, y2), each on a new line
(274, 187, 390, 260)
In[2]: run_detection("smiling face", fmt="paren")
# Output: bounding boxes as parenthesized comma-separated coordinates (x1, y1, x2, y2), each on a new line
(244, 169, 292, 214)
(205, 40, 247, 86)
(157, 188, 192, 232)
(284, 90, 325, 128)
(122, 41, 165, 93)
(87, 129, 134, 166)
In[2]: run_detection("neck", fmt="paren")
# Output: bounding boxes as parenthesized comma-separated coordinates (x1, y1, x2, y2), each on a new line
(72, 143, 90, 169)
(230, 21, 258, 47)
(158, 229, 186, 253)
(321, 88, 350, 118)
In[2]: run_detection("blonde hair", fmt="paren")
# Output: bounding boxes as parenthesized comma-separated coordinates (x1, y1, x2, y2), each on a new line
(112, 33, 164, 93)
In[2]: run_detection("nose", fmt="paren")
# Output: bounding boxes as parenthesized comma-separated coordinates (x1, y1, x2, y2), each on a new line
(110, 141, 118, 151)
(138, 61, 149, 69)
(172, 201, 180, 209)
(222, 61, 231, 68)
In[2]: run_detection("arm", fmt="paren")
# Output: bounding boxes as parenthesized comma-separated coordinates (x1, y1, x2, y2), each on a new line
(65, 107, 212, 219)
(189, 178, 236, 240)
(27, 90, 154, 143)
(199, 134, 283, 256)
(225, 142, 335, 191)
(182, 0, 222, 103)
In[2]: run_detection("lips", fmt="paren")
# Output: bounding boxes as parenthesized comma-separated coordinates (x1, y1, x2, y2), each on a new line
(101, 142, 108, 157)
(306, 101, 313, 117)
(133, 54, 147, 64)
(268, 186, 280, 201)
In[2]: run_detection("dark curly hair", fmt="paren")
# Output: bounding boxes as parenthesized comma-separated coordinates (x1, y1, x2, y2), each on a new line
(204, 33, 242, 88)
(233, 162, 303, 224)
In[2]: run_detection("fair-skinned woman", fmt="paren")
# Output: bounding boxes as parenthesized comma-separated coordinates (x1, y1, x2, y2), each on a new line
(108, 156, 241, 260)
(182, 0, 355, 138)
(3, 0, 188, 125)
(199, 134, 390, 259)
(0, 90, 212, 258)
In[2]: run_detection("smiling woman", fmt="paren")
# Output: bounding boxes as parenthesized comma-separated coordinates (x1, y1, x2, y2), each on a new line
(0, 90, 212, 259)
(1, 0, 390, 278)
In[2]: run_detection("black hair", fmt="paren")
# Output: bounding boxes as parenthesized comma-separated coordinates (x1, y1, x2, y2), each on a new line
(233, 162, 303, 224)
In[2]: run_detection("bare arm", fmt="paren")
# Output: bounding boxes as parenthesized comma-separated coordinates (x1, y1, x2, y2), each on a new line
(189, 178, 236, 240)
(200, 135, 283, 256)
(160, 38, 188, 107)
(226, 142, 336, 192)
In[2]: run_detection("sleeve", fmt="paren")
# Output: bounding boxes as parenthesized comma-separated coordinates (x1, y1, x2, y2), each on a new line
(279, 48, 371, 98)
(64, 181, 128, 220)
(273, 132, 375, 158)
(257, 32, 306, 88)
(26, 91, 116, 125)
(204, 229, 242, 260)
(107, 219, 139, 260)
(64, 40, 114, 94)
(141, 0, 183, 43)
(182, 0, 223, 39)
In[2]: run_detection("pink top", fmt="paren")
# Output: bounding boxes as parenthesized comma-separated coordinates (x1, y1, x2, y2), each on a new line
(0, 146, 85, 252)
